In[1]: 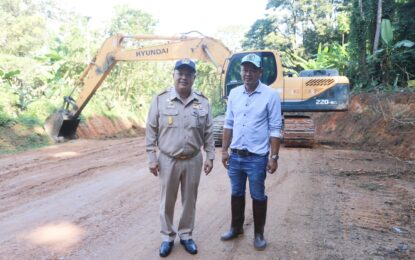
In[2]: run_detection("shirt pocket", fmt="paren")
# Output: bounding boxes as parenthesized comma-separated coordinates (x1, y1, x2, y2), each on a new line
(160, 109, 179, 128)
(191, 109, 207, 128)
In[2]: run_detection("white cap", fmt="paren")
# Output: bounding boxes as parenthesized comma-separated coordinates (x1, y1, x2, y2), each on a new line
(241, 53, 261, 68)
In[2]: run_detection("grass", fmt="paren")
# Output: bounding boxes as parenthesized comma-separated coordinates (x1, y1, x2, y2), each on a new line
(0, 116, 51, 155)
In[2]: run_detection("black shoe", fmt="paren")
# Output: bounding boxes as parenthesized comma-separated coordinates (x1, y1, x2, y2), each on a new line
(220, 227, 244, 241)
(254, 233, 267, 250)
(159, 241, 174, 257)
(180, 239, 197, 254)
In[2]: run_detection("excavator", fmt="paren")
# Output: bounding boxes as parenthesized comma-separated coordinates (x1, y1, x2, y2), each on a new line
(44, 33, 350, 147)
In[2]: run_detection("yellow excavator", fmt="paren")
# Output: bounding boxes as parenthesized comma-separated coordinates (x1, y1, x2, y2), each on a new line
(44, 33, 349, 147)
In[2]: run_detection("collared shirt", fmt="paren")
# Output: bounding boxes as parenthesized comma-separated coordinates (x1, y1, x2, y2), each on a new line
(224, 81, 282, 155)
(146, 87, 215, 163)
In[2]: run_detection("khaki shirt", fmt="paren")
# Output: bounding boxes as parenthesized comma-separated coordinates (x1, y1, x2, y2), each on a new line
(146, 87, 215, 163)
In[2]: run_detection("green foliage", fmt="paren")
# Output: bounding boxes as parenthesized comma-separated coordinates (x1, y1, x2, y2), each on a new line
(347, 0, 414, 90)
(395, 1, 415, 41)
(255, 0, 352, 58)
(0, 67, 51, 114)
(193, 62, 225, 117)
(0, 0, 53, 56)
(242, 19, 280, 50)
(16, 115, 41, 127)
(292, 43, 350, 75)
(1, 1, 242, 154)
(366, 18, 415, 89)
(0, 106, 13, 126)
(20, 99, 57, 122)
(381, 19, 394, 46)
(106, 4, 157, 36)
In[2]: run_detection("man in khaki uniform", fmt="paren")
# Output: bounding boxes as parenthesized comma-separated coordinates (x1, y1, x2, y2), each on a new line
(146, 59, 215, 257)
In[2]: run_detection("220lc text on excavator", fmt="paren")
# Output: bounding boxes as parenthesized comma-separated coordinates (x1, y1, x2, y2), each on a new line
(44, 33, 350, 147)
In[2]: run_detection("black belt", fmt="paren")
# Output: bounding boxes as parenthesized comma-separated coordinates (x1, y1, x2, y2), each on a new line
(231, 149, 256, 157)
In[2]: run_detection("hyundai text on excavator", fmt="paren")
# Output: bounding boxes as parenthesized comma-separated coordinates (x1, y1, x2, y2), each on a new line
(44, 33, 350, 147)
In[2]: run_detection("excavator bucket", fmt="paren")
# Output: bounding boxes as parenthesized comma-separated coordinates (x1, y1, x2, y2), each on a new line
(44, 109, 80, 142)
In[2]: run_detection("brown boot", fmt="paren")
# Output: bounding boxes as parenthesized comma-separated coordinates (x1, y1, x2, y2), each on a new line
(220, 196, 245, 241)
(253, 198, 267, 250)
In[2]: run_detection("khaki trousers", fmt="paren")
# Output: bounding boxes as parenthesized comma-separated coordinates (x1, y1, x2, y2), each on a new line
(158, 151, 203, 242)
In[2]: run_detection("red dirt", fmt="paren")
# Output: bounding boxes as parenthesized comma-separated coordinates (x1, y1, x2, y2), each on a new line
(314, 92, 415, 160)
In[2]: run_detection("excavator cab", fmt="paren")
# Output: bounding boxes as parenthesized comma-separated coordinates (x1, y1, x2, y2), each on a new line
(223, 51, 279, 98)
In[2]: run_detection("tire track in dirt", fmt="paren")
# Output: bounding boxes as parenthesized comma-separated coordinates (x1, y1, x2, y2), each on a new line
(0, 138, 146, 215)
(0, 138, 413, 259)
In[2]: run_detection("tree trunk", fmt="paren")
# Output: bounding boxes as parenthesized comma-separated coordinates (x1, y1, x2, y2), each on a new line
(373, 0, 383, 54)
(359, 0, 364, 18)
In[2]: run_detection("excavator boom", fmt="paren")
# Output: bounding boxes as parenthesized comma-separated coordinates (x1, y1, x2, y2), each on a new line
(44, 33, 231, 141)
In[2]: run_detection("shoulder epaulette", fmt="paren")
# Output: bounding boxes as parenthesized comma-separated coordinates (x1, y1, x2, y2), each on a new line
(157, 87, 172, 96)
(194, 90, 207, 99)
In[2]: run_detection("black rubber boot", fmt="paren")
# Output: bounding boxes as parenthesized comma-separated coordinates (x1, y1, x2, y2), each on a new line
(220, 196, 245, 241)
(253, 198, 267, 250)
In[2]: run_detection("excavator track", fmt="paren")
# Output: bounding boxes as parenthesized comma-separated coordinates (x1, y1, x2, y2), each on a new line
(212, 115, 225, 147)
(283, 116, 315, 147)
(213, 114, 316, 148)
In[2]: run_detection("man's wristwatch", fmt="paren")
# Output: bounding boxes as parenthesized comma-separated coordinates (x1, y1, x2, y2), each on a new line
(271, 154, 279, 161)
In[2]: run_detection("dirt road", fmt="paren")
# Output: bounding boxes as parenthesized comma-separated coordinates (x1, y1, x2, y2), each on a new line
(0, 137, 414, 259)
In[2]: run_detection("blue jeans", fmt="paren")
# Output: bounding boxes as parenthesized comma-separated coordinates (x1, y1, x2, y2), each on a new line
(227, 153, 268, 201)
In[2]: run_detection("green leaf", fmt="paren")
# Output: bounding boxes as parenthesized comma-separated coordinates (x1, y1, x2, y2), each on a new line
(408, 80, 415, 88)
(394, 40, 415, 48)
(381, 19, 393, 46)
(3, 70, 21, 80)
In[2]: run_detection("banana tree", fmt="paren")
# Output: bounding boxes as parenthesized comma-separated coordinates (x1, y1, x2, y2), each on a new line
(367, 19, 415, 88)
(291, 42, 349, 75)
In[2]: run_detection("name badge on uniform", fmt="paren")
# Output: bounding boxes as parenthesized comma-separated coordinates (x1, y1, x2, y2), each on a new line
(192, 101, 201, 109)
(168, 116, 173, 125)
(167, 98, 175, 108)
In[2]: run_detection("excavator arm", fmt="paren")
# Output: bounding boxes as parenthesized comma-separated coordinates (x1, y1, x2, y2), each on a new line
(44, 33, 231, 141)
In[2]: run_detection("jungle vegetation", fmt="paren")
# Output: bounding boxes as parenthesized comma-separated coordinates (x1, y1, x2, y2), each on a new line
(0, 0, 414, 140)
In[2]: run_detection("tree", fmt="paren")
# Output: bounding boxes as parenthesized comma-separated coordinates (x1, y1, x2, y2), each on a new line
(261, 0, 352, 56)
(347, 0, 414, 89)
(242, 18, 279, 50)
(367, 19, 415, 88)
(214, 25, 247, 52)
(372, 0, 383, 54)
(0, 0, 54, 56)
(105, 4, 157, 36)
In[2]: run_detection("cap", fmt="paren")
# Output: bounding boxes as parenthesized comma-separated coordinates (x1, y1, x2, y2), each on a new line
(174, 59, 196, 72)
(241, 53, 261, 68)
